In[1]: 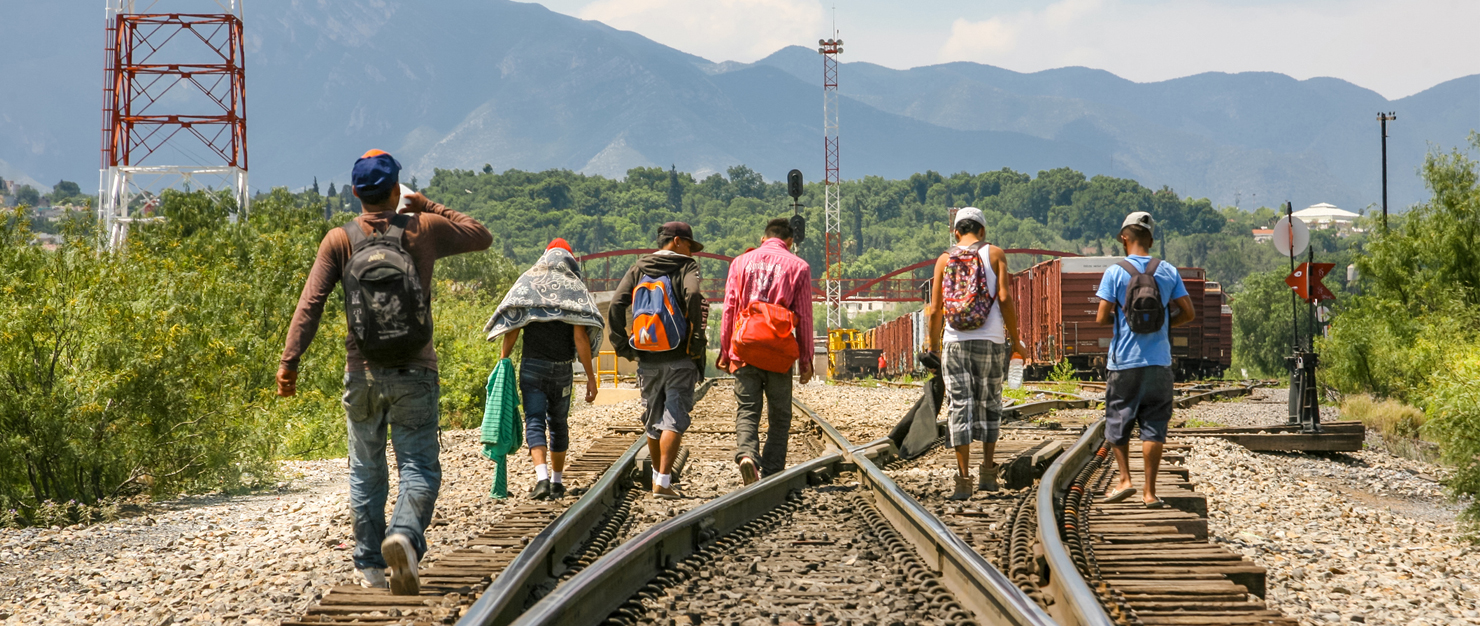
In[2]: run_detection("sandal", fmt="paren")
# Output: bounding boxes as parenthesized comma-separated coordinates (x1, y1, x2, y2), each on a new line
(1103, 487, 1136, 503)
(1144, 498, 1167, 509)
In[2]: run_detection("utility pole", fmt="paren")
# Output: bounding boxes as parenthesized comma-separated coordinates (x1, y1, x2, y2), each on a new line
(1378, 112, 1396, 231)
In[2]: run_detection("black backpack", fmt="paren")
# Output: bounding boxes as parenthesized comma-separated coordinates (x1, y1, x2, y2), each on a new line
(1117, 258, 1166, 334)
(342, 215, 433, 364)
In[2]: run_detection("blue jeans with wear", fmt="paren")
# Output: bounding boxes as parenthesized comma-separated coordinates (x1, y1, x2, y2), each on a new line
(344, 367, 441, 572)
(521, 358, 574, 452)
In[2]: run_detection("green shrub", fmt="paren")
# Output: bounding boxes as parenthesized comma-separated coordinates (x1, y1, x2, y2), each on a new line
(1424, 350, 1480, 537)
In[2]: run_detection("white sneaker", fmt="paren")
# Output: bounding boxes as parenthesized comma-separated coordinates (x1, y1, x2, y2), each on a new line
(359, 567, 388, 589)
(382, 533, 421, 596)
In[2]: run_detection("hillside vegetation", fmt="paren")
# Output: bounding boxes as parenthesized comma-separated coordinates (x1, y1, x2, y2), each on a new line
(0, 162, 1383, 527)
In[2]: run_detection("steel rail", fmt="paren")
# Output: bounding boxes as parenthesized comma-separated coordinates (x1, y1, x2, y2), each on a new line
(508, 452, 845, 626)
(802, 403, 1058, 626)
(454, 379, 718, 626)
(1037, 419, 1117, 626)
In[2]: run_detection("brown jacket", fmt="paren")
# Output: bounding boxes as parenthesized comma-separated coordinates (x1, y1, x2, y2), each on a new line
(280, 196, 492, 372)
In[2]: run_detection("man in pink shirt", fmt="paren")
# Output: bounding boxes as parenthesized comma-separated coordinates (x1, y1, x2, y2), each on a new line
(717, 218, 814, 485)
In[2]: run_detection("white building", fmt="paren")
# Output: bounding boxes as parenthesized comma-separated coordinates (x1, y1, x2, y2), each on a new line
(1292, 203, 1361, 232)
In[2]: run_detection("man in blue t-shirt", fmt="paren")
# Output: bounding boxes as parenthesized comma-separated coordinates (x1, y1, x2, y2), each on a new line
(1094, 211, 1195, 509)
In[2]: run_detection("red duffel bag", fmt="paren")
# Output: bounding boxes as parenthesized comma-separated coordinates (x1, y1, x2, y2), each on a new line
(732, 301, 800, 373)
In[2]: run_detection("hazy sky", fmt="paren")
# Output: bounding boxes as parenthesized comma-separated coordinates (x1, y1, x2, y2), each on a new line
(535, 0, 1478, 100)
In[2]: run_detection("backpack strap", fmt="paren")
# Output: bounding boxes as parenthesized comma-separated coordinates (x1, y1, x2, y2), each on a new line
(385, 213, 411, 244)
(1144, 257, 1161, 278)
(343, 219, 368, 251)
(1115, 259, 1141, 276)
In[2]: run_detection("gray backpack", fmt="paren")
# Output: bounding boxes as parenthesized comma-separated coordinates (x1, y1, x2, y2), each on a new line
(342, 214, 433, 363)
(1117, 258, 1165, 334)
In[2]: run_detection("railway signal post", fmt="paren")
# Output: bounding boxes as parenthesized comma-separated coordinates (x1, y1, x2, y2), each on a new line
(1276, 202, 1323, 434)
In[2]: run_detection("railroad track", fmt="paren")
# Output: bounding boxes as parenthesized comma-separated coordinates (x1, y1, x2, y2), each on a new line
(433, 379, 844, 626)
(280, 379, 719, 626)
(501, 400, 1056, 626)
(1038, 384, 1296, 626)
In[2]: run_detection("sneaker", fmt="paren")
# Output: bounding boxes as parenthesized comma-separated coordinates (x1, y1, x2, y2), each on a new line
(551, 482, 566, 499)
(947, 476, 973, 501)
(738, 457, 760, 486)
(359, 568, 388, 589)
(381, 533, 420, 596)
(529, 479, 552, 500)
(653, 485, 685, 500)
(978, 462, 999, 492)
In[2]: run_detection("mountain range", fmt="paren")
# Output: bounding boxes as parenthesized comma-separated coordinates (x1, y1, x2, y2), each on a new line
(2, 0, 1475, 211)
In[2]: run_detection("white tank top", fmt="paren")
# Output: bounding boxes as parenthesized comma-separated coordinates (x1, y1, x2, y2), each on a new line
(943, 243, 1006, 344)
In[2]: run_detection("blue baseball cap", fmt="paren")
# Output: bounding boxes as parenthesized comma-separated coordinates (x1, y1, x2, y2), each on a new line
(351, 149, 401, 199)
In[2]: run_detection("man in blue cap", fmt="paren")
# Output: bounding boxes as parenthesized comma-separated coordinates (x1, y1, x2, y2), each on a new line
(277, 150, 492, 594)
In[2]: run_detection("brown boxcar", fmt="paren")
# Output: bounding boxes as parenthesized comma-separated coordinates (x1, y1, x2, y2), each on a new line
(1169, 267, 1206, 378)
(1203, 282, 1227, 377)
(1022, 257, 1121, 378)
(1020, 257, 1222, 380)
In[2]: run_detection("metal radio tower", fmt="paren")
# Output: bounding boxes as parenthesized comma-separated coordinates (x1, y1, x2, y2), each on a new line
(819, 36, 843, 329)
(100, 0, 249, 248)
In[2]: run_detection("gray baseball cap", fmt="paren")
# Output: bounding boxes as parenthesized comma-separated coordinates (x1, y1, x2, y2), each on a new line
(1120, 211, 1154, 234)
(954, 207, 986, 228)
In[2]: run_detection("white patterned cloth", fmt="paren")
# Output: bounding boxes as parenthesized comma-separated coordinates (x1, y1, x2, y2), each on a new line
(483, 248, 604, 353)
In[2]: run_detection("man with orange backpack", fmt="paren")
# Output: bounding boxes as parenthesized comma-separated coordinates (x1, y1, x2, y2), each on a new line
(925, 208, 1026, 501)
(608, 222, 709, 499)
(717, 218, 814, 485)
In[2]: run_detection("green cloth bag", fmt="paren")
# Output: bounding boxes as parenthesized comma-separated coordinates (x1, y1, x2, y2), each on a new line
(479, 358, 523, 499)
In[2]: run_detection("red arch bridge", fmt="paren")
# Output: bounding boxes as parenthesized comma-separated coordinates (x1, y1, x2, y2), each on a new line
(576, 248, 1079, 303)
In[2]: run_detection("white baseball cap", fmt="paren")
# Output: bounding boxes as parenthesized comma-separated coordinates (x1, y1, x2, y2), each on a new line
(1120, 211, 1155, 234)
(954, 207, 986, 228)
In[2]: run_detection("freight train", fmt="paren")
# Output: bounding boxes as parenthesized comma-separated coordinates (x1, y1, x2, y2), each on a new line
(851, 256, 1233, 381)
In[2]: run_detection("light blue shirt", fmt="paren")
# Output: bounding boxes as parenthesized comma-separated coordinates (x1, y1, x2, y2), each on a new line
(1095, 255, 1189, 370)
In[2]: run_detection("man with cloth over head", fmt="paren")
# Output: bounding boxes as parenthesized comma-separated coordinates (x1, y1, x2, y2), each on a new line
(1095, 211, 1195, 509)
(717, 218, 814, 485)
(484, 238, 605, 501)
(277, 150, 492, 594)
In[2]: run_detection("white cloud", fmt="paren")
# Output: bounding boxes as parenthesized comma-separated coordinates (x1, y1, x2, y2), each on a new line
(577, 0, 826, 63)
(934, 0, 1480, 99)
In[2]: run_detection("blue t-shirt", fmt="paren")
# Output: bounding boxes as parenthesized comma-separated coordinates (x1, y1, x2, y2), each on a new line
(1095, 255, 1189, 370)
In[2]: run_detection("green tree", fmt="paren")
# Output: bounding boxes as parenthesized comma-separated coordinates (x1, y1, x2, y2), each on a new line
(1228, 269, 1315, 377)
(15, 185, 40, 206)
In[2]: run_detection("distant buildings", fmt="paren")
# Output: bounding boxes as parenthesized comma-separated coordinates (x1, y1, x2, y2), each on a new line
(1292, 203, 1362, 233)
(1254, 202, 1362, 242)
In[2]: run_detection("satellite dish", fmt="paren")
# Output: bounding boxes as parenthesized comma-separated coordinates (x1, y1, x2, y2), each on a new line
(1272, 216, 1310, 258)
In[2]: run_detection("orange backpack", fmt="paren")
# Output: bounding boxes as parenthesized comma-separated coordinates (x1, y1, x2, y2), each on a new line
(732, 301, 799, 373)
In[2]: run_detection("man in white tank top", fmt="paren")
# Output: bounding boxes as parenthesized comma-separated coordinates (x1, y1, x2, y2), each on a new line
(925, 207, 1026, 501)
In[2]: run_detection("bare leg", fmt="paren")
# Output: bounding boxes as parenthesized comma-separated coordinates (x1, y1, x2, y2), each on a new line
(953, 444, 972, 477)
(531, 446, 547, 468)
(1141, 441, 1164, 503)
(647, 436, 661, 474)
(551, 451, 566, 474)
(657, 431, 683, 475)
(1109, 444, 1134, 493)
(981, 441, 997, 471)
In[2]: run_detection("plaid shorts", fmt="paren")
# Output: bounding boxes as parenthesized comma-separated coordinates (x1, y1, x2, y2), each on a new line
(943, 339, 1009, 447)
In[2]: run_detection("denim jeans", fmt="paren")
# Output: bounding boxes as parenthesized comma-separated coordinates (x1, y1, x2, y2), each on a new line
(344, 367, 441, 571)
(520, 358, 574, 452)
(733, 365, 793, 476)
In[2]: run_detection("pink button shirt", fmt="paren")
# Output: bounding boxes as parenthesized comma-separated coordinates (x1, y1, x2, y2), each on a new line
(719, 238, 815, 371)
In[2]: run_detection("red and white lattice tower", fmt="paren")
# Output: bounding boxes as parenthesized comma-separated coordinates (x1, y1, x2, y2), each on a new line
(100, 0, 248, 247)
(819, 36, 843, 329)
